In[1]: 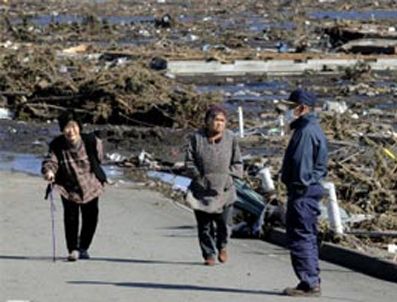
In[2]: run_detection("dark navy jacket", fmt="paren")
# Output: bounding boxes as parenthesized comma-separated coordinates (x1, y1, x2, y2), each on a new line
(281, 113, 328, 192)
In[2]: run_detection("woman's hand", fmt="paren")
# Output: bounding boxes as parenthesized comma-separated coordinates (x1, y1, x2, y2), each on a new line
(44, 170, 55, 182)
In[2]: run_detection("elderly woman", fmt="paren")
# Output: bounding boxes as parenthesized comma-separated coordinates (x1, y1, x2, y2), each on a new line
(42, 110, 106, 261)
(185, 104, 243, 265)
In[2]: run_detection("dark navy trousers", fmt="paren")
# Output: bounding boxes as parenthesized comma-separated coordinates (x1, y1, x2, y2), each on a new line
(286, 184, 324, 289)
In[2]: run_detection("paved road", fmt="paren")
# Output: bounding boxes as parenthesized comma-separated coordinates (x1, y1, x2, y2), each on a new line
(1, 172, 395, 302)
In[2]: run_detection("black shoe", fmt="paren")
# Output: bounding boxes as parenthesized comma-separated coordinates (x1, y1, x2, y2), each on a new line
(79, 249, 90, 260)
(283, 284, 321, 297)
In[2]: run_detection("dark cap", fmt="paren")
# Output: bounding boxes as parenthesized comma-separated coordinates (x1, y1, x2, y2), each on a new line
(286, 88, 317, 107)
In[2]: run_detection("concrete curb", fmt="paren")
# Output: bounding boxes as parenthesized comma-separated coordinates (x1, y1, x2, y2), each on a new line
(265, 227, 397, 283)
(167, 58, 397, 76)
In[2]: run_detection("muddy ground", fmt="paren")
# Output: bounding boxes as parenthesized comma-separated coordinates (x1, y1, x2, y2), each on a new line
(1, 0, 396, 260)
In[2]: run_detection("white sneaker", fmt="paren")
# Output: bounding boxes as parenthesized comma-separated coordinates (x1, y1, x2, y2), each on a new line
(67, 250, 79, 262)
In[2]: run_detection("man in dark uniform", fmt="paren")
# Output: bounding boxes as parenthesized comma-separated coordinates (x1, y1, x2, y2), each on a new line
(280, 89, 328, 297)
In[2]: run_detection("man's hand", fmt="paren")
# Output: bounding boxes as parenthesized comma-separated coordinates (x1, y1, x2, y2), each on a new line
(44, 171, 55, 182)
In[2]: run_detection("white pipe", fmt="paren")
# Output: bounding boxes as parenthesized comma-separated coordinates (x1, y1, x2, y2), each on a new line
(258, 167, 275, 192)
(278, 114, 285, 136)
(238, 106, 244, 138)
(322, 182, 344, 234)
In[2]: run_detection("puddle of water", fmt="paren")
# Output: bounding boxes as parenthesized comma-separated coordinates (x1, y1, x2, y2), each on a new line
(13, 14, 156, 26)
(216, 15, 294, 32)
(195, 73, 397, 104)
(0, 152, 42, 176)
(29, 15, 81, 26)
(248, 21, 295, 32)
(333, 79, 397, 110)
(0, 151, 125, 180)
(103, 15, 155, 25)
(147, 171, 191, 192)
(197, 80, 289, 113)
(196, 80, 289, 95)
(311, 10, 397, 21)
(16, 11, 294, 34)
(178, 13, 294, 31)
(195, 77, 396, 128)
(96, 37, 156, 46)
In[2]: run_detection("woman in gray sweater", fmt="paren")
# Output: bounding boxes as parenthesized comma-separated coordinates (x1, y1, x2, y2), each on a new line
(185, 105, 243, 265)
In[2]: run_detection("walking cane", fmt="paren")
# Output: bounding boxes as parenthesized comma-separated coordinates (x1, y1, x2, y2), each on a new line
(44, 183, 56, 262)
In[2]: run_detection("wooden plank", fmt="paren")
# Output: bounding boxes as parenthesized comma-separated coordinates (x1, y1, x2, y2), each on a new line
(341, 39, 397, 55)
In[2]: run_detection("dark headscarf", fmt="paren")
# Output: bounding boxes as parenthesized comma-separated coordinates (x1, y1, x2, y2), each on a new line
(204, 104, 228, 124)
(58, 110, 83, 132)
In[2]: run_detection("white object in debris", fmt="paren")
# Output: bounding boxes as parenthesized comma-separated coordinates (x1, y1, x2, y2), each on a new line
(62, 44, 89, 54)
(278, 115, 285, 136)
(258, 167, 275, 192)
(106, 152, 126, 162)
(138, 150, 149, 165)
(345, 213, 373, 224)
(322, 182, 344, 234)
(238, 106, 244, 138)
(3, 40, 13, 48)
(59, 65, 68, 73)
(0, 108, 12, 119)
(388, 244, 397, 253)
(188, 34, 199, 41)
(139, 29, 151, 37)
(164, 72, 175, 79)
(323, 100, 348, 114)
(138, 150, 159, 169)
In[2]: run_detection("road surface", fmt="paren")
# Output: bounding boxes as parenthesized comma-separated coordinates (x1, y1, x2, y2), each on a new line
(0, 171, 395, 302)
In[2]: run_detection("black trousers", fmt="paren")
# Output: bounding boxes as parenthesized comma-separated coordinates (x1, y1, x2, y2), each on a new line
(194, 205, 233, 259)
(61, 197, 99, 253)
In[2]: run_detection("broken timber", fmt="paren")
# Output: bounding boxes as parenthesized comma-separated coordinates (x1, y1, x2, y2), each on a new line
(341, 39, 397, 55)
(167, 57, 397, 76)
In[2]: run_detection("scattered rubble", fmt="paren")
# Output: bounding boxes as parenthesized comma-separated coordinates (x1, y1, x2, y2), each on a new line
(0, 45, 221, 127)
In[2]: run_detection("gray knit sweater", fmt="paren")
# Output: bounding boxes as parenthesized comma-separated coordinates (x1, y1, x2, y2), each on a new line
(185, 128, 243, 213)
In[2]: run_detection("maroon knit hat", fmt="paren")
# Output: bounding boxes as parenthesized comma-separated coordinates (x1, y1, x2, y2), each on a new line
(204, 104, 228, 123)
